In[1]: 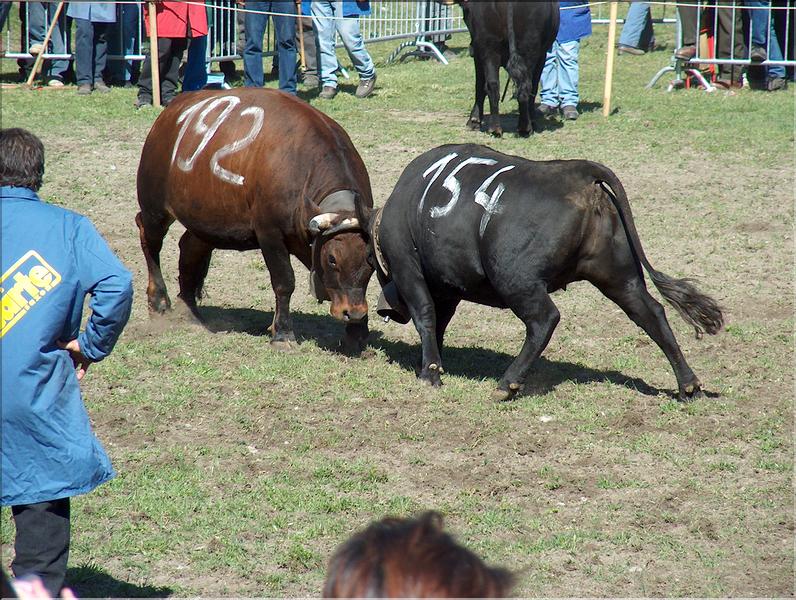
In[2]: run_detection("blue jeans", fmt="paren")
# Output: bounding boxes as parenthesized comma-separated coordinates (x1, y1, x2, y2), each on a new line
(183, 36, 209, 91)
(243, 1, 297, 94)
(746, 0, 785, 79)
(311, 0, 375, 88)
(108, 3, 140, 83)
(26, 2, 70, 81)
(618, 1, 653, 50)
(74, 19, 110, 86)
(540, 40, 581, 108)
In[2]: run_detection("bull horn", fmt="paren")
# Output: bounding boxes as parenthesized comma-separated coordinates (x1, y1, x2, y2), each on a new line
(308, 212, 338, 234)
(326, 217, 360, 235)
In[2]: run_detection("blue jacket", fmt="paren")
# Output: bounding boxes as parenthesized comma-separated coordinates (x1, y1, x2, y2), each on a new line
(1, 186, 133, 506)
(311, 1, 371, 18)
(557, 1, 591, 43)
(66, 2, 116, 23)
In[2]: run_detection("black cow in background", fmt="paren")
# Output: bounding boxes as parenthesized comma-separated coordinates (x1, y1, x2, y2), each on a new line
(460, 1, 559, 137)
(360, 144, 724, 402)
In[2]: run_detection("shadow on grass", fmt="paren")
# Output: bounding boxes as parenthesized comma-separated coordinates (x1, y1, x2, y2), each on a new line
(68, 564, 172, 598)
(196, 305, 385, 354)
(190, 304, 718, 399)
(372, 335, 696, 399)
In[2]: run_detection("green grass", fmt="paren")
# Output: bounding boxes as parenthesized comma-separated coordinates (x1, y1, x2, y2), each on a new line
(1, 4, 794, 597)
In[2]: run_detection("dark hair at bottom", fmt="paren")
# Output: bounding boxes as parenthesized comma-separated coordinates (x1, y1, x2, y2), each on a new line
(323, 511, 515, 598)
(0, 128, 45, 191)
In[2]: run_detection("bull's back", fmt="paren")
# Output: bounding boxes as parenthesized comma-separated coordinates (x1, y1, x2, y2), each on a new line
(137, 89, 369, 248)
(383, 144, 611, 298)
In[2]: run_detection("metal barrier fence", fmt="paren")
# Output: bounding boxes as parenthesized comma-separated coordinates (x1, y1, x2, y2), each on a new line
(4, 0, 790, 91)
(646, 1, 795, 91)
(0, 1, 464, 70)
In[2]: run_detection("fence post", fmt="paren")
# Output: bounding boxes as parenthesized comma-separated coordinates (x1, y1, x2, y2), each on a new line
(602, 0, 619, 116)
(148, 2, 161, 107)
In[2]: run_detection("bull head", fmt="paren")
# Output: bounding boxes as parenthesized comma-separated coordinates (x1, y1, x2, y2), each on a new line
(307, 204, 372, 323)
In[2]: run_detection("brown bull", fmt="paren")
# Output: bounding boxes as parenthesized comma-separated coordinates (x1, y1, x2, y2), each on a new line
(136, 88, 374, 352)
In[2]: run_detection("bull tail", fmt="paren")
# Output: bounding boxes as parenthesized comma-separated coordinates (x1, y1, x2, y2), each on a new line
(593, 164, 724, 338)
(505, 3, 531, 102)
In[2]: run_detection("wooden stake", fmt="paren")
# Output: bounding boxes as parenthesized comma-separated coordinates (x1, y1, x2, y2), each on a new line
(24, 1, 65, 88)
(296, 0, 306, 73)
(602, 0, 619, 117)
(148, 2, 161, 107)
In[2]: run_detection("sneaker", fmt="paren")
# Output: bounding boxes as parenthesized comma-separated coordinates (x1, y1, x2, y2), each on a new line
(537, 103, 558, 117)
(302, 74, 319, 89)
(94, 81, 111, 94)
(674, 45, 697, 61)
(134, 97, 152, 109)
(355, 75, 376, 99)
(47, 78, 64, 88)
(319, 85, 338, 100)
(561, 105, 579, 120)
(77, 84, 92, 95)
(617, 44, 645, 56)
(28, 43, 44, 55)
(750, 46, 767, 63)
(766, 77, 788, 92)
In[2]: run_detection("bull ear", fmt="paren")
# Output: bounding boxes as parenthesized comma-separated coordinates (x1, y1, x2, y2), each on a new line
(353, 192, 372, 241)
(308, 212, 338, 235)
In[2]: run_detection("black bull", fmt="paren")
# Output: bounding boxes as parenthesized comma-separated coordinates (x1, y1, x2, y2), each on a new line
(461, 0, 559, 137)
(360, 144, 723, 401)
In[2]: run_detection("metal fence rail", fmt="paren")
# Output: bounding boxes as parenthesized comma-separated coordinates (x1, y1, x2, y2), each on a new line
(646, 1, 795, 91)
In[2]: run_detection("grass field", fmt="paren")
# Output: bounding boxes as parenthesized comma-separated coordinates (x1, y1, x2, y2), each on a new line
(1, 8, 794, 598)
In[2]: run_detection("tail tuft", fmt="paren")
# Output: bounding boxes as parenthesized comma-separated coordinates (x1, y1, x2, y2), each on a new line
(649, 269, 724, 338)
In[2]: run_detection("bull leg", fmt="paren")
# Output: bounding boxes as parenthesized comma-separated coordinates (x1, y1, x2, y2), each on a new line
(529, 55, 546, 133)
(391, 271, 444, 386)
(493, 285, 560, 402)
(595, 279, 702, 401)
(257, 239, 297, 349)
(435, 298, 460, 352)
(136, 210, 175, 314)
(176, 230, 214, 321)
(484, 58, 503, 137)
(467, 55, 486, 131)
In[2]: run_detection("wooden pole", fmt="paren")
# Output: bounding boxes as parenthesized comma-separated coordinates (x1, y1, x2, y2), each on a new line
(296, 0, 306, 72)
(602, 0, 619, 117)
(148, 2, 161, 107)
(24, 1, 65, 88)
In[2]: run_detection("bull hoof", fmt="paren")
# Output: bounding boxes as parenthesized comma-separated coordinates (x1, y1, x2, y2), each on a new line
(419, 363, 443, 387)
(518, 128, 531, 138)
(491, 382, 521, 402)
(270, 339, 299, 352)
(678, 380, 703, 402)
(466, 118, 481, 131)
(148, 295, 172, 315)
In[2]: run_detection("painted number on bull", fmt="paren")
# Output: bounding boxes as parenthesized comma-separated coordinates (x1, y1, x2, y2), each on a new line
(420, 152, 515, 236)
(171, 96, 264, 186)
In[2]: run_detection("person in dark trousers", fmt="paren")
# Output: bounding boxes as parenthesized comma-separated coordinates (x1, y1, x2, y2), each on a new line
(67, 2, 116, 95)
(1, 128, 134, 597)
(136, 1, 209, 108)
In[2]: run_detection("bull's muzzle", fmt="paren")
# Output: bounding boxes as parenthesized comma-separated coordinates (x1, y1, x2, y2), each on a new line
(328, 289, 368, 323)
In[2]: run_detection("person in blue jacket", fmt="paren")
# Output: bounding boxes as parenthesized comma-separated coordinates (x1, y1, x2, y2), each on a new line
(1, 128, 133, 597)
(66, 2, 116, 95)
(538, 0, 591, 121)
(312, 0, 376, 99)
